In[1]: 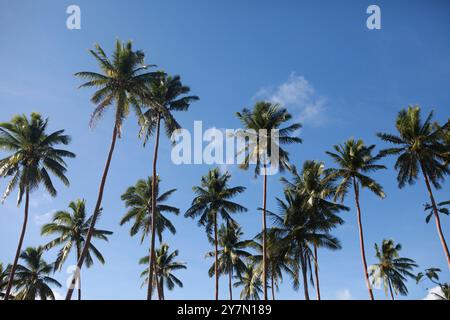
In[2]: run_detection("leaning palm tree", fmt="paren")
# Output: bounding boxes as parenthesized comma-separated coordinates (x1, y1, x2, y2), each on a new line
(0, 113, 74, 300)
(138, 74, 198, 300)
(236, 101, 302, 300)
(41, 199, 112, 300)
(206, 222, 252, 300)
(68, 40, 159, 300)
(377, 106, 450, 268)
(120, 176, 179, 299)
(185, 168, 247, 300)
(13, 247, 62, 300)
(369, 239, 417, 300)
(326, 139, 386, 300)
(281, 160, 348, 300)
(269, 191, 341, 300)
(233, 263, 263, 300)
(139, 244, 187, 300)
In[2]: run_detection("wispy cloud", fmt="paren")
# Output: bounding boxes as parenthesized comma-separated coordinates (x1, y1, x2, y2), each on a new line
(336, 289, 352, 300)
(34, 209, 56, 225)
(423, 286, 445, 300)
(254, 73, 327, 126)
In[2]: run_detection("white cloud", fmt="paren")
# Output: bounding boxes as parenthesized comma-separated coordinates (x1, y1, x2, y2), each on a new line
(34, 209, 56, 225)
(254, 73, 327, 126)
(423, 286, 446, 300)
(336, 289, 352, 300)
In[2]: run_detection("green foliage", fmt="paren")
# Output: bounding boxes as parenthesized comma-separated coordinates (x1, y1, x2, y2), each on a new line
(233, 263, 263, 300)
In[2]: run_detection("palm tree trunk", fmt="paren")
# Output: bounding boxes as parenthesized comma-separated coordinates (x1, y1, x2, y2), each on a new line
(420, 162, 450, 269)
(352, 177, 374, 300)
(388, 279, 395, 300)
(76, 243, 81, 300)
(148, 113, 161, 300)
(4, 186, 29, 300)
(300, 247, 310, 300)
(160, 276, 165, 300)
(228, 270, 233, 300)
(271, 272, 275, 300)
(214, 211, 219, 300)
(313, 244, 321, 300)
(262, 164, 268, 301)
(65, 124, 118, 300)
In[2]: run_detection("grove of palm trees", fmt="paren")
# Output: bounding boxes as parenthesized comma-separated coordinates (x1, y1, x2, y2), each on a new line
(0, 1, 449, 302)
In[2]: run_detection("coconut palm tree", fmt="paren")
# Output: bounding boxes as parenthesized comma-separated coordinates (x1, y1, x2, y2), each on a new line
(369, 239, 417, 300)
(326, 139, 386, 300)
(185, 168, 247, 300)
(13, 247, 62, 300)
(206, 222, 252, 300)
(0, 113, 74, 300)
(281, 160, 348, 300)
(416, 268, 450, 300)
(236, 101, 302, 300)
(41, 199, 112, 300)
(233, 263, 263, 300)
(68, 40, 160, 300)
(377, 106, 450, 268)
(139, 244, 186, 300)
(269, 192, 341, 300)
(121, 176, 179, 299)
(138, 74, 198, 300)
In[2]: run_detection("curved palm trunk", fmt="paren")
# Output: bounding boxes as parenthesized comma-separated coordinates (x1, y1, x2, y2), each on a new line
(313, 244, 321, 300)
(65, 124, 118, 300)
(420, 162, 450, 269)
(262, 165, 268, 301)
(228, 270, 233, 300)
(299, 247, 310, 300)
(214, 211, 219, 300)
(148, 113, 161, 300)
(352, 177, 374, 300)
(4, 187, 29, 300)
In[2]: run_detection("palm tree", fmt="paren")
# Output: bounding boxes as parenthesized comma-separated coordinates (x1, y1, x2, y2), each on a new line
(269, 192, 341, 300)
(69, 40, 159, 300)
(206, 222, 252, 300)
(139, 244, 186, 300)
(13, 247, 62, 300)
(41, 199, 112, 300)
(236, 101, 302, 300)
(377, 106, 450, 268)
(250, 229, 296, 300)
(138, 74, 198, 300)
(0, 263, 10, 298)
(416, 268, 450, 300)
(281, 160, 348, 300)
(369, 239, 417, 300)
(185, 168, 247, 300)
(233, 263, 263, 300)
(121, 176, 179, 299)
(0, 113, 74, 300)
(326, 139, 386, 300)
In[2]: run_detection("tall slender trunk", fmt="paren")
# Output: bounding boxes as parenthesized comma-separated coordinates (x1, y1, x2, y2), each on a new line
(388, 279, 395, 300)
(148, 113, 161, 300)
(76, 243, 81, 301)
(313, 244, 321, 300)
(299, 247, 310, 300)
(262, 165, 268, 300)
(228, 269, 233, 300)
(65, 124, 118, 300)
(4, 187, 29, 300)
(160, 276, 165, 300)
(420, 162, 450, 269)
(214, 211, 219, 300)
(352, 177, 374, 300)
(271, 272, 275, 300)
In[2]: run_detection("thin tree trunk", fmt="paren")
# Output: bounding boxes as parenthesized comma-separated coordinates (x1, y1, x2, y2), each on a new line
(313, 244, 321, 300)
(4, 186, 29, 300)
(271, 272, 275, 300)
(262, 164, 268, 300)
(214, 211, 219, 300)
(228, 270, 233, 300)
(155, 267, 162, 300)
(65, 124, 118, 300)
(160, 277, 165, 300)
(76, 243, 81, 301)
(148, 113, 161, 300)
(300, 247, 310, 300)
(388, 279, 395, 300)
(352, 177, 374, 300)
(420, 162, 450, 269)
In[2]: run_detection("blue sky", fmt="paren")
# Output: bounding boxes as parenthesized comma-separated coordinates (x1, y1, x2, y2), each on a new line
(0, 0, 449, 300)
